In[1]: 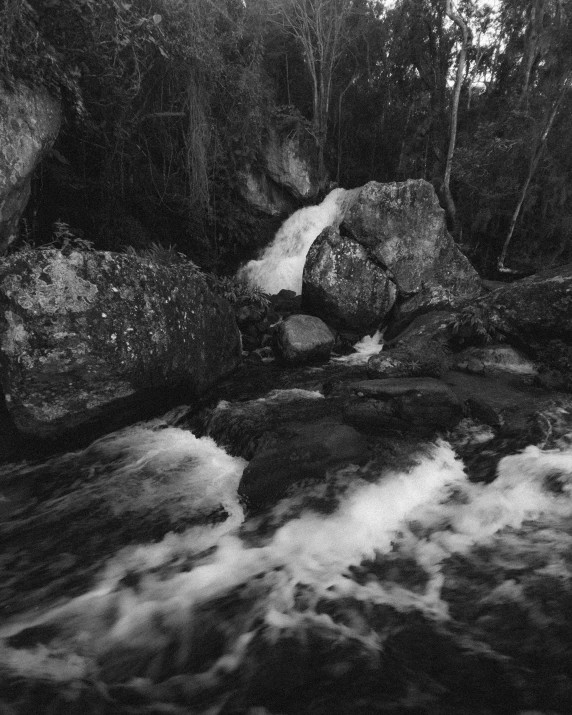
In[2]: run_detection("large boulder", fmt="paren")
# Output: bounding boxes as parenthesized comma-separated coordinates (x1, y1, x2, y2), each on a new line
(263, 124, 323, 201)
(483, 265, 572, 345)
(301, 180, 481, 335)
(238, 122, 325, 216)
(302, 227, 397, 331)
(0, 84, 61, 253)
(276, 314, 335, 364)
(341, 180, 480, 297)
(236, 166, 296, 217)
(0, 249, 241, 442)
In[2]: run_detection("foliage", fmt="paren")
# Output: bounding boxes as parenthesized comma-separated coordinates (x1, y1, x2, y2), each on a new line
(400, 343, 452, 378)
(3, 0, 572, 275)
(448, 305, 504, 347)
(208, 275, 271, 310)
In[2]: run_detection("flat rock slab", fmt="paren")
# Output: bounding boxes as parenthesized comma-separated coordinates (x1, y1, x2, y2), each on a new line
(349, 377, 459, 399)
(238, 419, 369, 509)
(345, 378, 463, 435)
(442, 371, 564, 435)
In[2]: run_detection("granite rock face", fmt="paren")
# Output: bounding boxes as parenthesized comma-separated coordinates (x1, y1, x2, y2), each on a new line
(0, 249, 241, 440)
(0, 84, 61, 253)
(302, 180, 481, 334)
(238, 122, 326, 216)
(342, 180, 480, 297)
(302, 227, 397, 332)
(483, 264, 572, 344)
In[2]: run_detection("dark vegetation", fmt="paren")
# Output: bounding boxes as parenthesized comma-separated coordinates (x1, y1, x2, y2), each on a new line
(2, 0, 572, 276)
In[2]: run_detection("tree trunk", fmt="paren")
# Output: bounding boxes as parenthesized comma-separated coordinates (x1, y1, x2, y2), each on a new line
(442, 0, 469, 235)
(497, 90, 566, 271)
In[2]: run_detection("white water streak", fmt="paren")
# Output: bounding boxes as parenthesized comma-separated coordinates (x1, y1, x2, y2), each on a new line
(4, 438, 572, 684)
(237, 188, 353, 294)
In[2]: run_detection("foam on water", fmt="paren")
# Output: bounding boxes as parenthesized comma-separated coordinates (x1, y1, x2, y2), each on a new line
(332, 330, 385, 365)
(4, 429, 572, 711)
(237, 187, 353, 295)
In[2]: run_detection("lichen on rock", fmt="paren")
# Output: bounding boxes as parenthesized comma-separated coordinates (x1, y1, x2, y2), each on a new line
(0, 249, 241, 441)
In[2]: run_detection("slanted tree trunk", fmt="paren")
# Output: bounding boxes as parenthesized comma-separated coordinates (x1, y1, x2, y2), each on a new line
(442, 0, 470, 235)
(497, 87, 567, 271)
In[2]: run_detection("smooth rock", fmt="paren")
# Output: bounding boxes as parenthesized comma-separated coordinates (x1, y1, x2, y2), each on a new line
(237, 166, 296, 217)
(276, 314, 335, 364)
(345, 377, 463, 435)
(237, 121, 325, 215)
(302, 227, 397, 331)
(0, 83, 61, 253)
(238, 420, 369, 508)
(453, 345, 537, 381)
(0, 249, 241, 441)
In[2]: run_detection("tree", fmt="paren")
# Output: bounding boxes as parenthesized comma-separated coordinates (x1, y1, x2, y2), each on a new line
(268, 0, 357, 177)
(442, 0, 471, 233)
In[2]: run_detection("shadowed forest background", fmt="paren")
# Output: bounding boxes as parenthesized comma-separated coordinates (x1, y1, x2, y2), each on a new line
(2, 0, 572, 276)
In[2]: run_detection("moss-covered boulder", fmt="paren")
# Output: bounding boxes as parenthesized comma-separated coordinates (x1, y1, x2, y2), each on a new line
(0, 249, 241, 442)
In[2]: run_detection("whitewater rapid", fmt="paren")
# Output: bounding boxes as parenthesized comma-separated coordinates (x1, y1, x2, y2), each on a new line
(2, 412, 572, 712)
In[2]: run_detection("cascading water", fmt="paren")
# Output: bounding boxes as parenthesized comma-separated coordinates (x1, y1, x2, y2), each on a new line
(237, 187, 356, 295)
(2, 394, 572, 714)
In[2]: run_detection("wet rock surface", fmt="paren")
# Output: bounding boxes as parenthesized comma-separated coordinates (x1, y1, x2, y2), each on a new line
(239, 419, 369, 508)
(345, 377, 464, 436)
(452, 344, 537, 381)
(0, 249, 241, 446)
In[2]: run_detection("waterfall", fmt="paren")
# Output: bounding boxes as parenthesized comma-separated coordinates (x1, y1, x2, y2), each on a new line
(237, 187, 357, 295)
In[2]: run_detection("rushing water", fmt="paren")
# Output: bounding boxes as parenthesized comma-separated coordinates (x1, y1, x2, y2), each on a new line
(2, 196, 572, 714)
(2, 404, 572, 714)
(237, 187, 356, 295)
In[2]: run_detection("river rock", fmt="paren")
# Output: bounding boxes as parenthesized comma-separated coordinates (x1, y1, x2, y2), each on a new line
(342, 180, 479, 293)
(483, 264, 572, 345)
(238, 419, 369, 509)
(0, 249, 241, 442)
(368, 312, 455, 379)
(452, 345, 537, 381)
(344, 377, 463, 436)
(0, 83, 61, 253)
(276, 314, 335, 364)
(302, 227, 397, 331)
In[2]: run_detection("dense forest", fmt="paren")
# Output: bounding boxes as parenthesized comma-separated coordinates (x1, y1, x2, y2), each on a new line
(2, 0, 572, 276)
